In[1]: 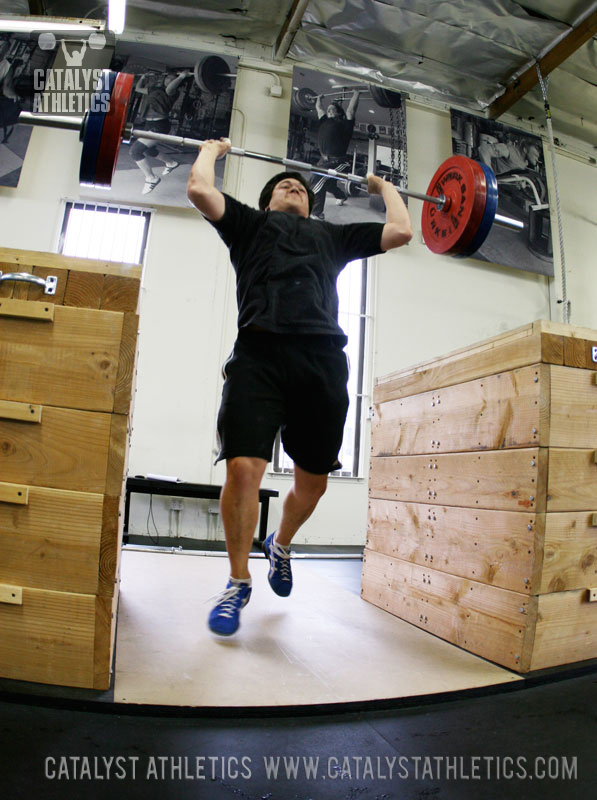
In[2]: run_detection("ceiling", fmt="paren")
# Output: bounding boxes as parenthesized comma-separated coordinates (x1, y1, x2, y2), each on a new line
(2, 0, 597, 156)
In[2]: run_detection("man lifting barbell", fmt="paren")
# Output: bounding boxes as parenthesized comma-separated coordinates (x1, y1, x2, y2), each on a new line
(131, 70, 191, 195)
(310, 89, 361, 219)
(187, 137, 413, 636)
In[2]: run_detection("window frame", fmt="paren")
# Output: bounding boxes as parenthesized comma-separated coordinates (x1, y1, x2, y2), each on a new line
(56, 199, 152, 265)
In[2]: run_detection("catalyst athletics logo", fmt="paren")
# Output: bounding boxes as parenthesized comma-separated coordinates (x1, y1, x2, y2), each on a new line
(30, 30, 110, 116)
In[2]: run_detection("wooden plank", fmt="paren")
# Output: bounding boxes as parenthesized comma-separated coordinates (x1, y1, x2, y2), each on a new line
(28, 266, 67, 304)
(0, 405, 112, 493)
(376, 322, 536, 386)
(0, 305, 124, 412)
(105, 413, 128, 496)
(564, 337, 597, 370)
(369, 448, 547, 512)
(541, 512, 597, 593)
(0, 586, 96, 687)
(0, 247, 142, 280)
(0, 484, 104, 594)
(547, 449, 597, 511)
(100, 274, 140, 312)
(541, 333, 564, 366)
(366, 499, 537, 593)
(93, 592, 115, 690)
(530, 588, 597, 670)
(0, 482, 29, 505)
(63, 269, 103, 309)
(11, 279, 29, 300)
(371, 364, 543, 456)
(487, 10, 597, 120)
(0, 399, 42, 423)
(0, 265, 13, 298)
(113, 313, 139, 414)
(98, 495, 121, 596)
(0, 297, 54, 321)
(361, 549, 532, 672)
(538, 319, 597, 341)
(374, 321, 597, 403)
(373, 323, 541, 404)
(0, 584, 22, 605)
(97, 585, 120, 691)
(549, 365, 597, 447)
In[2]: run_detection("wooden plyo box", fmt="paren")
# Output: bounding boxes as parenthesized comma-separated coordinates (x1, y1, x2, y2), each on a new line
(0, 248, 141, 689)
(362, 320, 597, 673)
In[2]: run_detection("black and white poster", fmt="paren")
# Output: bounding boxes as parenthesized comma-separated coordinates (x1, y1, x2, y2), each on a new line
(288, 67, 407, 223)
(451, 110, 553, 275)
(0, 31, 55, 188)
(81, 42, 238, 208)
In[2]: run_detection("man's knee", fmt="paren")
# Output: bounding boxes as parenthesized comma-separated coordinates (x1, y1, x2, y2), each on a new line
(295, 472, 328, 505)
(225, 457, 267, 492)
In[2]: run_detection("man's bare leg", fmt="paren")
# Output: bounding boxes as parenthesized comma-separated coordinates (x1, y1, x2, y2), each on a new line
(276, 463, 328, 546)
(220, 456, 268, 578)
(208, 456, 267, 635)
(263, 464, 328, 597)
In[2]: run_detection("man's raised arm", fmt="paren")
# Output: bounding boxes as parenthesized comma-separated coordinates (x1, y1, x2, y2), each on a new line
(367, 174, 413, 252)
(187, 138, 231, 222)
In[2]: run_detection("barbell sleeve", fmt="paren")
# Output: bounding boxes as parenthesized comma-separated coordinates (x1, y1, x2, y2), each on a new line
(19, 111, 82, 132)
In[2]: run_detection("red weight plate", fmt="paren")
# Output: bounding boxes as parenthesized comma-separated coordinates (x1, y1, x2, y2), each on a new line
(444, 159, 487, 256)
(421, 156, 487, 256)
(94, 71, 134, 188)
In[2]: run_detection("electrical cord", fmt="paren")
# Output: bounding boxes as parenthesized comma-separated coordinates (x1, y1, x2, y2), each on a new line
(145, 494, 161, 545)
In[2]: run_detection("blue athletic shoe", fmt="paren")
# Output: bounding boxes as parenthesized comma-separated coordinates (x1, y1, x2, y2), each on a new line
(208, 581, 252, 636)
(262, 532, 292, 597)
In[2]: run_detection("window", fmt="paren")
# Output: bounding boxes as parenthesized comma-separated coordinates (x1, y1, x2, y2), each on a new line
(58, 201, 151, 264)
(272, 258, 370, 478)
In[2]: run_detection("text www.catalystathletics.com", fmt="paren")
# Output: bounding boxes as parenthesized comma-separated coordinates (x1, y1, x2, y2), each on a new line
(43, 754, 578, 782)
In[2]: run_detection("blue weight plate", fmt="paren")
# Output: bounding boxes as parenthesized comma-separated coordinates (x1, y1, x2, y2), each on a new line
(79, 70, 117, 186)
(454, 161, 499, 259)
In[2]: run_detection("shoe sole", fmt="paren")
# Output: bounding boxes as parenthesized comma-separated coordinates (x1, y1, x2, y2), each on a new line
(208, 624, 238, 636)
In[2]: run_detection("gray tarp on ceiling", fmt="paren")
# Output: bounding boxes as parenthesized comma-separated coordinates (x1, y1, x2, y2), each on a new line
(5, 0, 597, 149)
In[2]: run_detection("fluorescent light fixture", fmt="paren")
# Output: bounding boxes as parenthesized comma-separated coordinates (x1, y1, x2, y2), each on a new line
(108, 0, 126, 34)
(0, 16, 102, 32)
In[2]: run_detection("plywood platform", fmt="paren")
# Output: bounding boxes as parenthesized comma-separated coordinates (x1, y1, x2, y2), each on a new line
(113, 549, 521, 708)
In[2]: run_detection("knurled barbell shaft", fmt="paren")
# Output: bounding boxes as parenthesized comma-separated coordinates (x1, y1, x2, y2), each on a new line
(130, 128, 446, 206)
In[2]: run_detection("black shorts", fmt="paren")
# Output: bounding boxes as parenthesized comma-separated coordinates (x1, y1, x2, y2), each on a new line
(130, 118, 171, 161)
(216, 330, 350, 475)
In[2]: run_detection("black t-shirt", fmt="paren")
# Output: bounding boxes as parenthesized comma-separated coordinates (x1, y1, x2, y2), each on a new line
(210, 194, 385, 342)
(146, 88, 174, 118)
(317, 117, 355, 158)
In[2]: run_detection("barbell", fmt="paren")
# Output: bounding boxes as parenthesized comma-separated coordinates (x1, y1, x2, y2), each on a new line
(19, 69, 521, 258)
(132, 56, 235, 94)
(294, 83, 402, 111)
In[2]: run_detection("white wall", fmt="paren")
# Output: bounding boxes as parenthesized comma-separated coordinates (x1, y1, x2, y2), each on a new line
(2, 55, 596, 546)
